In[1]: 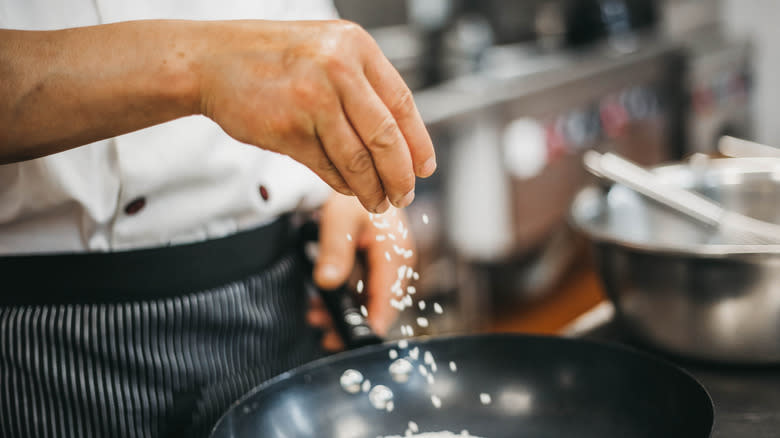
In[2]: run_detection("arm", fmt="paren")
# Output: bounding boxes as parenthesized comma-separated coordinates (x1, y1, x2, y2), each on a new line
(0, 20, 435, 212)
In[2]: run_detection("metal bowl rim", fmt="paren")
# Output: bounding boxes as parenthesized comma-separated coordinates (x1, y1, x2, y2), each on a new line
(570, 157, 780, 256)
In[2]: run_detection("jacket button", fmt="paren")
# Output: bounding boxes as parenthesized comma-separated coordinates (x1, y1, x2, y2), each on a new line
(259, 185, 269, 201)
(124, 197, 146, 215)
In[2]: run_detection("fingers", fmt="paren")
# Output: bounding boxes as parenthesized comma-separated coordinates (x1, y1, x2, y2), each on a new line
(363, 51, 436, 179)
(288, 140, 355, 197)
(335, 77, 417, 209)
(316, 109, 390, 213)
(313, 193, 362, 290)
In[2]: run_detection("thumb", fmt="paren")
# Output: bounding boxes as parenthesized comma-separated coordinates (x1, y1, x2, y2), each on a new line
(313, 197, 361, 290)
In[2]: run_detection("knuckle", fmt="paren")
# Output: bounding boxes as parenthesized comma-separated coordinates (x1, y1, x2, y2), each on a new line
(291, 80, 318, 104)
(389, 87, 415, 119)
(367, 115, 401, 151)
(346, 148, 374, 174)
(334, 19, 369, 41)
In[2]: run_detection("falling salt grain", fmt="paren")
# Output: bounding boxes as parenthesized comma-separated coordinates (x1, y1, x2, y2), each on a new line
(402, 295, 413, 307)
(389, 358, 414, 383)
(417, 317, 429, 328)
(340, 369, 364, 394)
(418, 365, 428, 376)
(398, 340, 408, 349)
(360, 305, 368, 318)
(404, 250, 414, 259)
(356, 280, 364, 294)
(385, 252, 391, 262)
(431, 395, 442, 408)
(413, 272, 420, 280)
(426, 373, 435, 385)
(368, 385, 393, 410)
(397, 265, 408, 278)
(433, 303, 443, 314)
(449, 361, 457, 372)
(407, 286, 416, 295)
(388, 233, 397, 241)
(480, 393, 492, 405)
(408, 422, 419, 433)
(406, 268, 414, 279)
(409, 347, 419, 360)
(422, 214, 429, 224)
(424, 351, 434, 365)
(418, 300, 426, 311)
(389, 349, 398, 360)
(346, 233, 352, 241)
(362, 379, 371, 393)
(386, 401, 394, 412)
(376, 235, 386, 242)
(402, 229, 409, 240)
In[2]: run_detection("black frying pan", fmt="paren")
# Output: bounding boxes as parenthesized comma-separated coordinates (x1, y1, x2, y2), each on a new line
(210, 334, 713, 438)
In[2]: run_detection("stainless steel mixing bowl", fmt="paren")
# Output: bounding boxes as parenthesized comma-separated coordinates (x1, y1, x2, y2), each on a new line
(571, 157, 780, 363)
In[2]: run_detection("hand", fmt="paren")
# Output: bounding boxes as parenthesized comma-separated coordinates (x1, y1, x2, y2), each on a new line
(307, 193, 414, 351)
(197, 20, 436, 213)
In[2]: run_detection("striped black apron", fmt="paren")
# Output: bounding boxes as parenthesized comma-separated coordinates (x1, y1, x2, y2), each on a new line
(0, 217, 322, 438)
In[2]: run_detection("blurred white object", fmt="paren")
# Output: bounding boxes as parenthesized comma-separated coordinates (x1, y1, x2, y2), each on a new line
(718, 136, 780, 158)
(502, 118, 548, 180)
(584, 150, 780, 244)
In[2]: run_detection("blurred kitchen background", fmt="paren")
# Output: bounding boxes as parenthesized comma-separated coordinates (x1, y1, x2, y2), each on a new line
(330, 0, 776, 337)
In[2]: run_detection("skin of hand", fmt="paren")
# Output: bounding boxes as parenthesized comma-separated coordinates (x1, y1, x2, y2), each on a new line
(308, 193, 415, 351)
(0, 19, 436, 212)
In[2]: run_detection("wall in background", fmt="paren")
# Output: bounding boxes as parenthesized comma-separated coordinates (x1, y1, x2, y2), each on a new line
(721, 0, 780, 145)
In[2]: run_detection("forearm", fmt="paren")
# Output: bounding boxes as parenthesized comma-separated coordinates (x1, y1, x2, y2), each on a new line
(0, 20, 204, 163)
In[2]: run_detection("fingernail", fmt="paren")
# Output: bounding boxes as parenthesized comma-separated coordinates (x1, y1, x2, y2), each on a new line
(393, 189, 415, 208)
(374, 198, 390, 214)
(319, 264, 341, 282)
(419, 157, 437, 177)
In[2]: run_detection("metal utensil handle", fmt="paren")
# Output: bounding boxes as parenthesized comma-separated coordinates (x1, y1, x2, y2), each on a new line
(298, 221, 383, 350)
(585, 151, 725, 226)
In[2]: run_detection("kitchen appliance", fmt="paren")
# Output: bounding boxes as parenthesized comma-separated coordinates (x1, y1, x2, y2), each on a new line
(210, 334, 713, 438)
(571, 157, 780, 363)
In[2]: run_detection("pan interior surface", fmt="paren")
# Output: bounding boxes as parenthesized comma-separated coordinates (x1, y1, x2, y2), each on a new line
(211, 335, 712, 438)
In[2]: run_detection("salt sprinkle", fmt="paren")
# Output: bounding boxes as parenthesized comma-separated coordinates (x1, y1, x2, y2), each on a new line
(397, 265, 408, 278)
(413, 272, 420, 280)
(402, 229, 409, 240)
(449, 361, 457, 372)
(479, 393, 492, 405)
(402, 295, 413, 307)
(418, 301, 426, 311)
(356, 280, 364, 294)
(393, 244, 405, 255)
(346, 233, 352, 241)
(426, 373, 435, 385)
(418, 364, 428, 376)
(389, 349, 398, 359)
(433, 303, 443, 314)
(362, 379, 371, 393)
(388, 233, 397, 241)
(417, 317, 429, 328)
(408, 422, 419, 433)
(422, 214, 429, 224)
(376, 235, 387, 242)
(386, 400, 394, 412)
(339, 369, 364, 394)
(407, 286, 417, 295)
(385, 251, 391, 262)
(406, 268, 414, 279)
(360, 305, 368, 317)
(398, 340, 408, 349)
(431, 395, 441, 408)
(423, 351, 434, 365)
(404, 250, 414, 259)
(409, 347, 419, 360)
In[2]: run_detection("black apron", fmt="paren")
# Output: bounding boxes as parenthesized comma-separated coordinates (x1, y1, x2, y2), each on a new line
(0, 216, 322, 438)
